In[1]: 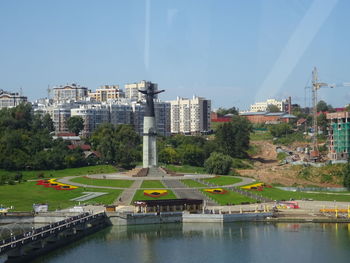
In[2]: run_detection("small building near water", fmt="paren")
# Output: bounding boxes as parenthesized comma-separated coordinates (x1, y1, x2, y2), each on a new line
(134, 199, 203, 213)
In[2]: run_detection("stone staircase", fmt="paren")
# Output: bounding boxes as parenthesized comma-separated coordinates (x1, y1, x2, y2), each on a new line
(147, 167, 167, 177)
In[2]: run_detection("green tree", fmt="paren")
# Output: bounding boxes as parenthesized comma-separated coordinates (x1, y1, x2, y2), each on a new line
(266, 104, 280, 112)
(215, 116, 252, 158)
(159, 147, 180, 164)
(91, 123, 141, 168)
(268, 123, 293, 138)
(204, 152, 232, 175)
(42, 114, 55, 132)
(178, 144, 205, 166)
(217, 107, 239, 116)
(316, 100, 328, 112)
(317, 113, 328, 135)
(67, 116, 84, 135)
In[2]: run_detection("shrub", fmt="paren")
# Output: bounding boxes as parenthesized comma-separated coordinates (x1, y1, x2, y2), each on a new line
(204, 152, 232, 175)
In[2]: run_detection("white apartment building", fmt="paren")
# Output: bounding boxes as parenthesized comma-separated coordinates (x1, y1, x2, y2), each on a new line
(170, 96, 211, 134)
(0, 90, 27, 108)
(250, 99, 286, 112)
(53, 83, 89, 102)
(71, 105, 110, 136)
(108, 102, 132, 126)
(131, 100, 171, 137)
(88, 85, 125, 102)
(124, 81, 158, 101)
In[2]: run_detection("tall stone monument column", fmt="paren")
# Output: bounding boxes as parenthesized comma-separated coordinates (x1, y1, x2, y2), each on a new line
(139, 84, 164, 168)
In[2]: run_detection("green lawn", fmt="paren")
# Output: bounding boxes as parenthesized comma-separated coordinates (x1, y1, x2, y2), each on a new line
(0, 181, 122, 211)
(201, 189, 256, 205)
(181, 179, 207, 187)
(140, 180, 165, 188)
(202, 176, 242, 186)
(0, 165, 118, 180)
(70, 177, 133, 188)
(132, 189, 177, 202)
(250, 187, 350, 202)
(163, 164, 206, 174)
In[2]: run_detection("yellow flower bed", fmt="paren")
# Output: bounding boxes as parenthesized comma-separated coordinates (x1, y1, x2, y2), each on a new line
(144, 189, 168, 197)
(204, 188, 227, 194)
(240, 183, 264, 190)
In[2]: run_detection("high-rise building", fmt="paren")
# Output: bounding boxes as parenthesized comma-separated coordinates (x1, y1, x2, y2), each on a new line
(131, 101, 171, 137)
(169, 96, 211, 134)
(125, 81, 158, 101)
(52, 107, 72, 133)
(53, 83, 88, 102)
(71, 105, 110, 137)
(88, 85, 125, 102)
(0, 89, 28, 108)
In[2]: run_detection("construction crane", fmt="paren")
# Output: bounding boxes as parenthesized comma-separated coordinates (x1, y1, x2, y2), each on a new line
(309, 67, 350, 161)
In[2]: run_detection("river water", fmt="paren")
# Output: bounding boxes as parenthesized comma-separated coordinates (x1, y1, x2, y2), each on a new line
(32, 222, 350, 263)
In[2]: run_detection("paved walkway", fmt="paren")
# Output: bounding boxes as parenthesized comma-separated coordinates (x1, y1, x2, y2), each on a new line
(115, 180, 143, 205)
(162, 179, 218, 206)
(58, 176, 255, 190)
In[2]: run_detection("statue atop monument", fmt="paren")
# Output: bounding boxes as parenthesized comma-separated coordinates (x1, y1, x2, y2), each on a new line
(138, 84, 165, 117)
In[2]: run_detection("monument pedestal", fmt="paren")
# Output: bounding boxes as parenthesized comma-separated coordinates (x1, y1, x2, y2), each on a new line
(143, 116, 157, 168)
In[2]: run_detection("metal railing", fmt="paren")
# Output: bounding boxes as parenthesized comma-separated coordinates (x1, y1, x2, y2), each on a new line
(0, 212, 106, 254)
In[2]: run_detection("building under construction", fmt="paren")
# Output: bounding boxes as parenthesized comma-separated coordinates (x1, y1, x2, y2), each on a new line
(327, 112, 350, 160)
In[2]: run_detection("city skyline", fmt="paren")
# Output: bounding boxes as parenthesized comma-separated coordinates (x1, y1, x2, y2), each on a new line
(1, 0, 350, 110)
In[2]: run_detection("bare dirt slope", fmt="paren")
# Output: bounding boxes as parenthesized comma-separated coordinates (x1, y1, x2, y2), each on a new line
(237, 141, 341, 187)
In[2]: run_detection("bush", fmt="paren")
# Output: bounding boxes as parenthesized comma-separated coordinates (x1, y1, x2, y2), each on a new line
(204, 152, 233, 175)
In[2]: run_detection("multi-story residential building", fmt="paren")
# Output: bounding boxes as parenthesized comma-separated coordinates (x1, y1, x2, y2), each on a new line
(125, 81, 158, 101)
(88, 85, 125, 102)
(169, 96, 211, 135)
(327, 112, 350, 160)
(108, 101, 133, 126)
(53, 83, 89, 102)
(0, 89, 27, 108)
(52, 107, 72, 133)
(131, 101, 171, 137)
(71, 104, 110, 136)
(249, 99, 286, 112)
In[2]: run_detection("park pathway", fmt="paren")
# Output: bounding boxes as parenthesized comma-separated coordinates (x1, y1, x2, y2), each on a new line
(162, 179, 218, 206)
(115, 180, 143, 205)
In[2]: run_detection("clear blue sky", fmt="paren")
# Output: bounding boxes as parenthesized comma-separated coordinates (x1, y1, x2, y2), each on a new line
(0, 0, 349, 110)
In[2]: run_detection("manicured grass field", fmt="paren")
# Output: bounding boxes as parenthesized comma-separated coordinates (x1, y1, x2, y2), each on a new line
(70, 177, 133, 188)
(132, 189, 177, 202)
(0, 181, 122, 211)
(140, 180, 165, 188)
(202, 176, 242, 186)
(201, 189, 256, 205)
(0, 165, 118, 180)
(181, 179, 207, 187)
(246, 187, 350, 202)
(164, 164, 207, 174)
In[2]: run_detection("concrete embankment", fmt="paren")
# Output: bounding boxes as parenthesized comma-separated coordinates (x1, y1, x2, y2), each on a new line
(106, 211, 274, 225)
(0, 212, 88, 225)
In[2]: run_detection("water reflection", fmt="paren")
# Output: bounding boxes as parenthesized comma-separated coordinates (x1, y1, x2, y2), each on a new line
(32, 223, 350, 263)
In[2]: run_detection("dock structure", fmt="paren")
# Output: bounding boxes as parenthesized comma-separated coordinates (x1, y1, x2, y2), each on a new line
(0, 212, 107, 262)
